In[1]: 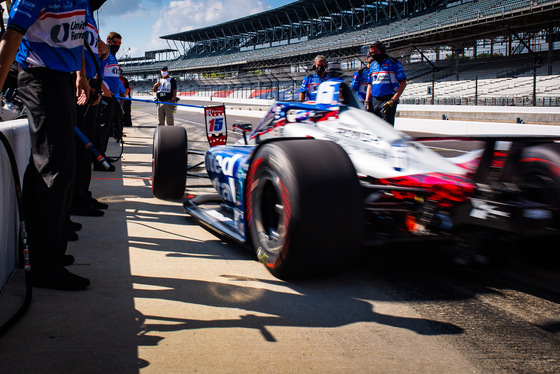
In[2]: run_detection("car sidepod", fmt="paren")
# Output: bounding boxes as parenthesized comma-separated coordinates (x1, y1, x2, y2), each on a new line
(183, 145, 253, 243)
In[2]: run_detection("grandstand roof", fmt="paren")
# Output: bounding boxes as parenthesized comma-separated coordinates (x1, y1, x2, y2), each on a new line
(146, 48, 177, 53)
(125, 0, 560, 77)
(160, 0, 429, 46)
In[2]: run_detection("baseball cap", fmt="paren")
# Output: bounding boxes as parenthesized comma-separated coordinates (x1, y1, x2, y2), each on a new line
(161, 65, 168, 70)
(369, 41, 386, 53)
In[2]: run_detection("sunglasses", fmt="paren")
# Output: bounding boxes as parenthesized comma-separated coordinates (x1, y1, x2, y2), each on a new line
(111, 40, 122, 46)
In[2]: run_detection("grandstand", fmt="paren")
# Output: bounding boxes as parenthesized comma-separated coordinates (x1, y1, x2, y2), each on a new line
(122, 0, 560, 105)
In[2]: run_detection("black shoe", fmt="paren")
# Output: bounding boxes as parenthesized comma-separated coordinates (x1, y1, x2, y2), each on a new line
(71, 206, 104, 217)
(91, 198, 108, 210)
(69, 220, 82, 231)
(58, 255, 75, 266)
(32, 267, 90, 291)
(67, 230, 79, 241)
(94, 162, 115, 172)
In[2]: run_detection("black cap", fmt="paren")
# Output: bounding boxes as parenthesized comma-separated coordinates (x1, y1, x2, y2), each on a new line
(161, 66, 168, 70)
(369, 41, 386, 53)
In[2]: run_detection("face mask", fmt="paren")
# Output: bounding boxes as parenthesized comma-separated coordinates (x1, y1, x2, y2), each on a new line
(374, 54, 385, 64)
(161, 71, 168, 77)
(109, 44, 120, 55)
(316, 65, 326, 74)
(90, 0, 107, 11)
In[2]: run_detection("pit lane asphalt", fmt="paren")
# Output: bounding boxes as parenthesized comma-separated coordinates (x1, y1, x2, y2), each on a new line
(0, 102, 558, 373)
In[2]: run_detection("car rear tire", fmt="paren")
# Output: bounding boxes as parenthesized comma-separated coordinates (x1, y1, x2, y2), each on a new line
(514, 142, 560, 266)
(518, 142, 560, 205)
(152, 126, 187, 199)
(246, 139, 363, 279)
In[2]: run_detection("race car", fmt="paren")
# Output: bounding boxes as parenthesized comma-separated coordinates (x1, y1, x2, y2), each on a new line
(152, 80, 560, 279)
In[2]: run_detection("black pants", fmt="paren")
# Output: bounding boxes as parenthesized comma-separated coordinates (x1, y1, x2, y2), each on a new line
(369, 94, 398, 126)
(17, 68, 76, 272)
(73, 102, 99, 209)
(112, 100, 124, 141)
(122, 99, 132, 126)
(95, 95, 117, 156)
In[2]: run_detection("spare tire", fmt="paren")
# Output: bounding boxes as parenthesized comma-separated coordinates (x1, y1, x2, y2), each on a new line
(152, 126, 187, 199)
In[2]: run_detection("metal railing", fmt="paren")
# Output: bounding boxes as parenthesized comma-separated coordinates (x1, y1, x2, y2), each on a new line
(401, 96, 560, 106)
(131, 78, 560, 107)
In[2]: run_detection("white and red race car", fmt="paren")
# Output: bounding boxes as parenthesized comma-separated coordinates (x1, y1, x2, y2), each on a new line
(152, 80, 560, 279)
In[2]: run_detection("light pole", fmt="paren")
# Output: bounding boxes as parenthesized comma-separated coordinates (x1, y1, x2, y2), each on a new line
(415, 46, 437, 105)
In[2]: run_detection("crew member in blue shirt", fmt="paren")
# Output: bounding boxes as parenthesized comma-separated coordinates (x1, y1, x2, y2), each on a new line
(94, 31, 125, 171)
(364, 41, 407, 126)
(72, 1, 110, 217)
(299, 55, 331, 101)
(0, 0, 91, 290)
(351, 53, 374, 106)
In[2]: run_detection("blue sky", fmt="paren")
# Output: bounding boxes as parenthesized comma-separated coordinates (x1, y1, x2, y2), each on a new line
(95, 0, 295, 59)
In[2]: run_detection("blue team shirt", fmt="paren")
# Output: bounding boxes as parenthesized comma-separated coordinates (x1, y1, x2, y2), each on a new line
(84, 5, 102, 79)
(367, 58, 407, 98)
(8, 0, 87, 72)
(351, 67, 370, 102)
(300, 73, 331, 101)
(103, 54, 125, 95)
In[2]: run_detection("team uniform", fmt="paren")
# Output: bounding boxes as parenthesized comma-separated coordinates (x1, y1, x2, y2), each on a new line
(367, 57, 406, 125)
(73, 4, 104, 214)
(351, 66, 371, 103)
(120, 74, 132, 127)
(103, 55, 125, 95)
(7, 0, 90, 289)
(300, 72, 331, 101)
(156, 75, 177, 126)
(96, 52, 125, 156)
(83, 7, 103, 80)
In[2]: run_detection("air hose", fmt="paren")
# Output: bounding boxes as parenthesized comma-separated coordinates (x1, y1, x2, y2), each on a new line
(0, 129, 32, 337)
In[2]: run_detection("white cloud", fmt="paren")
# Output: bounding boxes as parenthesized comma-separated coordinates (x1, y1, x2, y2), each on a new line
(98, 0, 275, 56)
(160, 0, 267, 35)
(146, 0, 268, 52)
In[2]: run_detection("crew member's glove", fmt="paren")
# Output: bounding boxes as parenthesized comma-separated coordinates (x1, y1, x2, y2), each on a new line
(364, 101, 371, 111)
(381, 98, 397, 114)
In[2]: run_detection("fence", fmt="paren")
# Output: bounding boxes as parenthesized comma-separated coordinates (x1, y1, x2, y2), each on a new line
(401, 96, 560, 106)
(131, 77, 560, 107)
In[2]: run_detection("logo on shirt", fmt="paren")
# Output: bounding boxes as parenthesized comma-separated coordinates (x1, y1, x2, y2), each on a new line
(51, 20, 85, 43)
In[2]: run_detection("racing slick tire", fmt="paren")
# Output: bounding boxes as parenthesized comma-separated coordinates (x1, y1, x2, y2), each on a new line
(516, 142, 560, 264)
(152, 126, 187, 199)
(246, 139, 363, 279)
(518, 142, 560, 205)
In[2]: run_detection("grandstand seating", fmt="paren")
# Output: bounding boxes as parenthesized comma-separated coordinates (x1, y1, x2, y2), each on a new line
(122, 0, 558, 76)
(123, 0, 560, 105)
